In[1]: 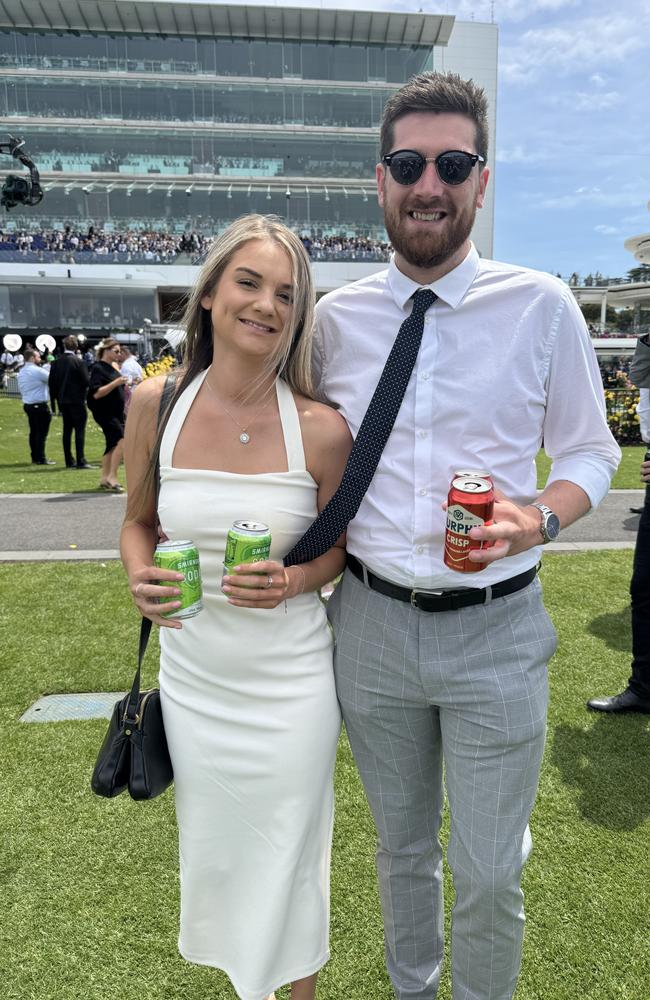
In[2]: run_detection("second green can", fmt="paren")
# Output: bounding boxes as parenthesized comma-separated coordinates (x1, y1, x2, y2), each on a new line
(154, 539, 203, 618)
(224, 520, 272, 575)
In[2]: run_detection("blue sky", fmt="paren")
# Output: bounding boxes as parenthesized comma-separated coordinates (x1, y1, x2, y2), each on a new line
(204, 0, 650, 279)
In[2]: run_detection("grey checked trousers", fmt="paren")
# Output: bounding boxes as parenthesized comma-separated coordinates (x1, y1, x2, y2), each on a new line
(327, 569, 557, 1000)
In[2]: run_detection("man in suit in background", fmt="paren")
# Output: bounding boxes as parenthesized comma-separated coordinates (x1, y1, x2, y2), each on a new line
(48, 335, 94, 469)
(588, 333, 650, 714)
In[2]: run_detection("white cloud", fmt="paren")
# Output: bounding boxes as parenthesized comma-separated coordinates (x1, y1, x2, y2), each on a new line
(496, 144, 548, 163)
(432, 0, 580, 22)
(594, 224, 621, 236)
(541, 188, 646, 210)
(501, 13, 649, 84)
(573, 91, 622, 111)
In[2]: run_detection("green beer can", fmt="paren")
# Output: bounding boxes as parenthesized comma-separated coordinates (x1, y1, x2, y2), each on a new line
(224, 520, 272, 576)
(154, 540, 203, 619)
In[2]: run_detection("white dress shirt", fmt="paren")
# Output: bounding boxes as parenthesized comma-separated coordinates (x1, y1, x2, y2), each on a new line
(638, 388, 650, 444)
(16, 362, 50, 404)
(314, 244, 621, 589)
(120, 355, 144, 382)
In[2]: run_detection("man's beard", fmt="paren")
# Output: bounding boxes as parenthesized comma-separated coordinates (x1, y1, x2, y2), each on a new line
(384, 199, 477, 271)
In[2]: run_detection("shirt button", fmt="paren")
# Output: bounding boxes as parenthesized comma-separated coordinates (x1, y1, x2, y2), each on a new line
(424, 316, 431, 325)
(419, 488, 427, 496)
(418, 430, 428, 439)
(416, 545, 425, 554)
(421, 372, 430, 380)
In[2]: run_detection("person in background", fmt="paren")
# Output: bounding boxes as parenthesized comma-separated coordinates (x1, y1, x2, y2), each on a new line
(88, 338, 127, 491)
(588, 333, 650, 714)
(119, 344, 145, 414)
(317, 71, 620, 1000)
(1, 347, 15, 388)
(48, 334, 94, 470)
(0, 347, 15, 371)
(16, 348, 54, 465)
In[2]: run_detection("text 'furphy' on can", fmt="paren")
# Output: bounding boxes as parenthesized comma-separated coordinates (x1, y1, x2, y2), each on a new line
(444, 477, 494, 573)
(154, 540, 203, 618)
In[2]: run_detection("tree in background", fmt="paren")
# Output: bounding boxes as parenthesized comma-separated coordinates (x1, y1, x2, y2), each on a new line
(627, 265, 650, 284)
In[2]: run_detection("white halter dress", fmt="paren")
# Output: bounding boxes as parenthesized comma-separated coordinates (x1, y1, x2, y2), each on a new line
(157, 371, 340, 1000)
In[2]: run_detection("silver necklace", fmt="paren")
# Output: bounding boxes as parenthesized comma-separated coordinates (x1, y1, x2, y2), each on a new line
(203, 374, 274, 445)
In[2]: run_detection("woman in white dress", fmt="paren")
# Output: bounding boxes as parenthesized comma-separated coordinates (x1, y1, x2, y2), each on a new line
(120, 215, 351, 1000)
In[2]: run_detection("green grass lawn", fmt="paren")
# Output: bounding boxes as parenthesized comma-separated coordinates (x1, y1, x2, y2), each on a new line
(1, 554, 648, 999)
(0, 396, 646, 493)
(0, 396, 125, 492)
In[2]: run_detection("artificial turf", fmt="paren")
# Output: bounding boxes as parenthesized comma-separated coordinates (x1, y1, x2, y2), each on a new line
(0, 554, 648, 999)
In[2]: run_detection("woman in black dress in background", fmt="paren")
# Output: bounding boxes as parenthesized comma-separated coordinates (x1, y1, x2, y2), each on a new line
(89, 338, 127, 491)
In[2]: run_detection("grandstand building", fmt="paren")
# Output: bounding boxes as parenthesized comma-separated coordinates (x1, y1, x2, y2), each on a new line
(0, 1, 498, 338)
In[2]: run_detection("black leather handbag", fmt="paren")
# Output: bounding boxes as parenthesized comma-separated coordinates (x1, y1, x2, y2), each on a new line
(91, 616, 173, 800)
(92, 373, 178, 801)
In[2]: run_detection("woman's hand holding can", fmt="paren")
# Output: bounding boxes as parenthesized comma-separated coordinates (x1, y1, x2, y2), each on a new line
(130, 566, 185, 629)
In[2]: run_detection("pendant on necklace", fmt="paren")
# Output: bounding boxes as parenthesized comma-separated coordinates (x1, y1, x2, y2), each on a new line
(239, 432, 251, 444)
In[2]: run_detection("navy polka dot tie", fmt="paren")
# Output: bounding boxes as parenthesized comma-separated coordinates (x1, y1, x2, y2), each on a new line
(285, 288, 437, 566)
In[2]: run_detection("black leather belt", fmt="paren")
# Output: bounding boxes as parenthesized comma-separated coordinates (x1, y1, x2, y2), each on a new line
(347, 554, 538, 613)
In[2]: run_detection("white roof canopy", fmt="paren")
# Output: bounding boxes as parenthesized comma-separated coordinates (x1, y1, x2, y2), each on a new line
(0, 1, 454, 46)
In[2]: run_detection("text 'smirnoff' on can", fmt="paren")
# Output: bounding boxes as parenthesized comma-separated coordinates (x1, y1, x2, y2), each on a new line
(154, 540, 203, 618)
(224, 520, 272, 576)
(444, 477, 495, 574)
(453, 468, 493, 486)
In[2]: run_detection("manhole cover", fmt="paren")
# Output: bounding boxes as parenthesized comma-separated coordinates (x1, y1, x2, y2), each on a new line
(20, 692, 126, 723)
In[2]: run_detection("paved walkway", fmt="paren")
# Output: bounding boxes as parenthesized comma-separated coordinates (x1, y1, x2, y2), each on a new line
(1, 488, 644, 561)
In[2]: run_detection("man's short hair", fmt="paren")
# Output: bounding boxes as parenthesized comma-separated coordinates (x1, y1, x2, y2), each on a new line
(23, 348, 37, 362)
(63, 335, 78, 351)
(380, 71, 489, 164)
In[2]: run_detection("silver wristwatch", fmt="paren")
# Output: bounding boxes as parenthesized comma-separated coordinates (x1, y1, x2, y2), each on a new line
(531, 503, 561, 544)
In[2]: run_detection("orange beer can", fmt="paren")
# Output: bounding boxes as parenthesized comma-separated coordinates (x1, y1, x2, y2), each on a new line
(444, 476, 494, 573)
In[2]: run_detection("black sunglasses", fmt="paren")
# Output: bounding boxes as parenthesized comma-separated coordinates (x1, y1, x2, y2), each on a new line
(382, 149, 485, 187)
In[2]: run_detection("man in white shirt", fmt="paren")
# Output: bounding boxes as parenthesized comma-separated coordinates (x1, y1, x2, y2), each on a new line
(588, 336, 650, 715)
(119, 345, 144, 385)
(119, 345, 144, 414)
(16, 348, 55, 465)
(318, 73, 620, 1000)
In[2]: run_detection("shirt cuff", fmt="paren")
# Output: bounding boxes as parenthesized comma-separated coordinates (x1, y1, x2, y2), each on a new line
(546, 454, 620, 509)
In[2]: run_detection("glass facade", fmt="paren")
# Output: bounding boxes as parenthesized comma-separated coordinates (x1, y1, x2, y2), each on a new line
(1, 75, 393, 128)
(0, 26, 435, 234)
(8, 123, 379, 180)
(0, 283, 156, 330)
(0, 31, 431, 83)
(3, 187, 383, 238)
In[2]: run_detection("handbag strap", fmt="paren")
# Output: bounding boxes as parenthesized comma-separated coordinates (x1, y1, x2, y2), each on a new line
(123, 371, 178, 723)
(123, 616, 153, 724)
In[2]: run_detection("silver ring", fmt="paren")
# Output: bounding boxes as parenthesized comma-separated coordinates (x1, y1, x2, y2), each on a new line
(264, 574, 273, 589)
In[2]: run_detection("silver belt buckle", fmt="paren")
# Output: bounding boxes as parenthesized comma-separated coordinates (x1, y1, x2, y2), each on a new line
(410, 588, 445, 608)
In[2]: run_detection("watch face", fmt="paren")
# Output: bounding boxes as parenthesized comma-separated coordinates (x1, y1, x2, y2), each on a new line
(545, 513, 561, 540)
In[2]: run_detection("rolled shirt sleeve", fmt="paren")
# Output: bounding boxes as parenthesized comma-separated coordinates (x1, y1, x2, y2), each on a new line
(542, 289, 621, 508)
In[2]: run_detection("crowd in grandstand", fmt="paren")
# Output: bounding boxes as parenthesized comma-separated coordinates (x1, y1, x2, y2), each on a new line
(31, 148, 369, 179)
(0, 228, 393, 263)
(12, 101, 376, 131)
